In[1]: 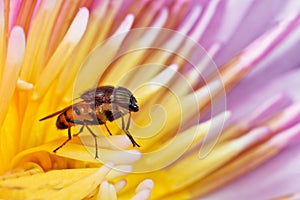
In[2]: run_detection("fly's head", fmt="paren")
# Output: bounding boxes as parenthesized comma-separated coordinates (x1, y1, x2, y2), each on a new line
(112, 87, 139, 112)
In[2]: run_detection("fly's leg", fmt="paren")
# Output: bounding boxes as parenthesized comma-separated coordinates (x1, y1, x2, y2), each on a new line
(53, 126, 72, 153)
(104, 123, 112, 136)
(53, 125, 84, 153)
(86, 125, 99, 159)
(73, 125, 84, 136)
(126, 112, 131, 130)
(122, 113, 140, 147)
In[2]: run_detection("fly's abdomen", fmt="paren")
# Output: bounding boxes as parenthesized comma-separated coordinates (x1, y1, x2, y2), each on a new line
(56, 113, 69, 129)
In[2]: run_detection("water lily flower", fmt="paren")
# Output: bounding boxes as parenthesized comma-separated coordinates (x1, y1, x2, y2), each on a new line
(1, 0, 300, 199)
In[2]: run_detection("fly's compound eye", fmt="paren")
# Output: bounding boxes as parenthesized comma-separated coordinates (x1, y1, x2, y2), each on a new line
(112, 87, 139, 112)
(112, 88, 130, 104)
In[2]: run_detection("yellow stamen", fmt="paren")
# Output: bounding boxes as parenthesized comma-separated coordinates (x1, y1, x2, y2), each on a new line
(32, 7, 89, 100)
(0, 26, 25, 125)
(17, 78, 33, 90)
(98, 180, 117, 200)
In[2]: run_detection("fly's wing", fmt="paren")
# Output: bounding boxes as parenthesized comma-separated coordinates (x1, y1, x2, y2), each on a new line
(80, 88, 105, 102)
(80, 86, 114, 104)
(39, 105, 72, 121)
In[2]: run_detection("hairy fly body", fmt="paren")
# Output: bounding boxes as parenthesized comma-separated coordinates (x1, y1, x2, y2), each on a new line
(39, 86, 139, 158)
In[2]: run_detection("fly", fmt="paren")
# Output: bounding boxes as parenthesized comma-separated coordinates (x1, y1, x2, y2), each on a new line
(39, 86, 140, 158)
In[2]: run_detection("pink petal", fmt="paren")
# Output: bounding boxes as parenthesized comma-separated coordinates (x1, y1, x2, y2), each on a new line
(202, 143, 300, 200)
(227, 68, 300, 123)
(205, 0, 300, 65)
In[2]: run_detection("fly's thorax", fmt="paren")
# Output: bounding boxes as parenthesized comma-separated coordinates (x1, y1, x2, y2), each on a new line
(94, 104, 108, 124)
(95, 103, 126, 122)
